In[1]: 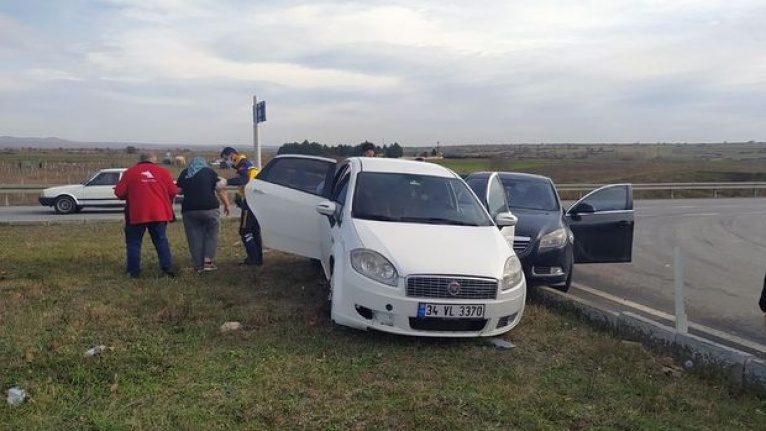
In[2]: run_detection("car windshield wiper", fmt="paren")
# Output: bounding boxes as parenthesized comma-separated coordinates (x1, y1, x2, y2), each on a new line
(400, 217, 477, 226)
(353, 213, 400, 222)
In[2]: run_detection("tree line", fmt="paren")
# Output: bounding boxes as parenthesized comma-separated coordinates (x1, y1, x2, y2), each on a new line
(277, 140, 404, 158)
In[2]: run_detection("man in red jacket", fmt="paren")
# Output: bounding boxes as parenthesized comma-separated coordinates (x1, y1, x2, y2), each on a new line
(114, 153, 179, 278)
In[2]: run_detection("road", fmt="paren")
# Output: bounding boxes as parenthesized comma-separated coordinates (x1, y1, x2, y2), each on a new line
(572, 198, 766, 349)
(2, 199, 766, 348)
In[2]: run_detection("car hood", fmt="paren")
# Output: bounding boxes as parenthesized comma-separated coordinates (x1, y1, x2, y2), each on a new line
(42, 184, 83, 197)
(511, 208, 564, 240)
(351, 220, 513, 278)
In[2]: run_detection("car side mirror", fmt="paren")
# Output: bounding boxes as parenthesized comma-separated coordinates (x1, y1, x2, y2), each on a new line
(316, 200, 338, 217)
(495, 211, 517, 227)
(570, 202, 595, 214)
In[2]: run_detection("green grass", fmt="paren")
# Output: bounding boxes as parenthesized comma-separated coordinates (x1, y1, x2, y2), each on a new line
(1, 221, 765, 429)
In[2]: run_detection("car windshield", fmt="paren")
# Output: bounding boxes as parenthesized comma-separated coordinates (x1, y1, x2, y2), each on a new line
(352, 172, 493, 226)
(502, 178, 560, 211)
(83, 171, 99, 185)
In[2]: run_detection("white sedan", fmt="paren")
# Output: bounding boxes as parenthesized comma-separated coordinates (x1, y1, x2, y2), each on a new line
(39, 168, 126, 214)
(246, 155, 526, 337)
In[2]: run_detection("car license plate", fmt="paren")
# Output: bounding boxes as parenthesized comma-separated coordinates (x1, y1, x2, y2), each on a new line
(417, 303, 485, 318)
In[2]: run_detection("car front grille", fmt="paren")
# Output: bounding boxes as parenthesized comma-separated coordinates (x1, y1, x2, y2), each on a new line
(513, 236, 531, 254)
(409, 317, 487, 332)
(406, 276, 498, 300)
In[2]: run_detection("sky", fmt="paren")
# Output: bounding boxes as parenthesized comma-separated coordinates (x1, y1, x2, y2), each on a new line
(0, 0, 764, 147)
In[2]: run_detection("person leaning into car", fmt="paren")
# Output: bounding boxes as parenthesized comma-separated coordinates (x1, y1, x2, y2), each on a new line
(220, 146, 262, 266)
(114, 153, 179, 278)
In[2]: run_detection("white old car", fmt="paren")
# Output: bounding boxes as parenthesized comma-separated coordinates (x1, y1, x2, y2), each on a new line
(39, 168, 126, 214)
(245, 155, 526, 337)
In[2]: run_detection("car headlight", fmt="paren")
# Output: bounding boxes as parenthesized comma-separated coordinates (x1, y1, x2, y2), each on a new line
(539, 228, 568, 250)
(501, 255, 524, 291)
(350, 249, 398, 286)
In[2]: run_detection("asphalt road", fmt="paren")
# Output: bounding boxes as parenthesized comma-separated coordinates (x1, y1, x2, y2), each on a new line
(2, 199, 766, 348)
(572, 198, 766, 348)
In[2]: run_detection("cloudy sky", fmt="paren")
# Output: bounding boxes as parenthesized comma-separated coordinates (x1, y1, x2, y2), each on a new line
(1, 0, 764, 147)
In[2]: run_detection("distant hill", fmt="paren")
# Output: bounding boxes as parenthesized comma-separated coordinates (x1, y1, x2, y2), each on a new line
(0, 136, 277, 151)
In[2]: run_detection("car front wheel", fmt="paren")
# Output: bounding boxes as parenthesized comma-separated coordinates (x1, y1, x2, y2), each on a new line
(53, 196, 76, 214)
(552, 259, 573, 293)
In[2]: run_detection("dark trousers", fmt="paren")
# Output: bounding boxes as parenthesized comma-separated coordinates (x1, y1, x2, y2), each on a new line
(760, 272, 766, 313)
(125, 222, 173, 276)
(239, 202, 263, 265)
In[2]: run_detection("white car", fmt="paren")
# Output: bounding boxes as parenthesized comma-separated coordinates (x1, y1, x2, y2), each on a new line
(39, 168, 126, 214)
(246, 155, 526, 337)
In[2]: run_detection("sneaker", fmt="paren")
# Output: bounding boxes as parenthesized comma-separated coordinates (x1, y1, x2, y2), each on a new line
(203, 262, 218, 272)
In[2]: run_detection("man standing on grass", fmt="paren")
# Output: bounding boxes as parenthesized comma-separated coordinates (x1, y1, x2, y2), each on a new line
(220, 146, 262, 266)
(114, 153, 179, 278)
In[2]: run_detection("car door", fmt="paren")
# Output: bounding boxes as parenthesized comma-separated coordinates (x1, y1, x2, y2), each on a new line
(83, 171, 122, 203)
(565, 184, 634, 263)
(485, 174, 515, 245)
(246, 156, 337, 260)
(464, 173, 515, 244)
(319, 162, 352, 277)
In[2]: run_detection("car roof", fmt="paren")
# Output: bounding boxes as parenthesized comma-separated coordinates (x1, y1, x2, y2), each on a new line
(495, 171, 552, 183)
(354, 157, 457, 178)
(101, 168, 127, 173)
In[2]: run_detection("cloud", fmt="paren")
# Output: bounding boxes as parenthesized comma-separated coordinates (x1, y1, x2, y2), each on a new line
(0, 0, 764, 144)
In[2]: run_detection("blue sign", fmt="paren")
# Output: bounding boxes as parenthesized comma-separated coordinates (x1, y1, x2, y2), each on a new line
(254, 101, 266, 123)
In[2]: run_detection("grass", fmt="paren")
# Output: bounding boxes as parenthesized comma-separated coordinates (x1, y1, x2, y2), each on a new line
(1, 220, 765, 429)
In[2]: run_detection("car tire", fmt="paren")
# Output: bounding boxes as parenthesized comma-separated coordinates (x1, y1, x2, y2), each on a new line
(75, 205, 84, 213)
(53, 196, 77, 214)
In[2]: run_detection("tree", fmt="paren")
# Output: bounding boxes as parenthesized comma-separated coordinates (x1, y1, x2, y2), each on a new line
(385, 142, 403, 158)
(126, 146, 137, 154)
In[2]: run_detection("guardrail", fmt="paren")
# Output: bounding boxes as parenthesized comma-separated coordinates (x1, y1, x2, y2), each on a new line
(2, 182, 766, 203)
(556, 182, 766, 198)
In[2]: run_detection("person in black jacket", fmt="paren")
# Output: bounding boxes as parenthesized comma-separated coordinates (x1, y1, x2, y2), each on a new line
(176, 157, 230, 272)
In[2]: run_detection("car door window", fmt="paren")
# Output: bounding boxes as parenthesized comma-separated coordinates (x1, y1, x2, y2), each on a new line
(577, 185, 631, 212)
(260, 158, 334, 195)
(486, 176, 507, 218)
(332, 174, 350, 224)
(88, 172, 119, 186)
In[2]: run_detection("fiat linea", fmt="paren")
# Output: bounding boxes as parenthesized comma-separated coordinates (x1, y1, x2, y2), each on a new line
(245, 155, 526, 337)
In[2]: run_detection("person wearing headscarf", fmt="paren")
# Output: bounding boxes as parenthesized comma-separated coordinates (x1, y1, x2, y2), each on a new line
(176, 156, 230, 272)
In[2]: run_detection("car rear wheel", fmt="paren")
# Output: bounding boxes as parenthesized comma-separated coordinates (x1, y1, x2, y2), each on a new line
(54, 196, 76, 214)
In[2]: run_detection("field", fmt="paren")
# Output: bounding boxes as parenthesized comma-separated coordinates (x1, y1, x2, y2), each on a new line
(1, 220, 766, 429)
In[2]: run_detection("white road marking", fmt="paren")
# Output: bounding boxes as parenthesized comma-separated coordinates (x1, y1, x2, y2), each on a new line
(573, 283, 766, 354)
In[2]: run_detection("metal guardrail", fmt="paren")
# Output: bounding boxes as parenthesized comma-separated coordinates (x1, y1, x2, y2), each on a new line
(3, 182, 766, 192)
(556, 182, 766, 191)
(3, 182, 766, 200)
(556, 182, 766, 198)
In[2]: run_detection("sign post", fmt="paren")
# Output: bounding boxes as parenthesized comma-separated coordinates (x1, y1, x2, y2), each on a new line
(252, 96, 266, 169)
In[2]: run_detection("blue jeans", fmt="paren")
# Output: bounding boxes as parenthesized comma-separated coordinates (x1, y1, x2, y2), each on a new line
(125, 222, 173, 276)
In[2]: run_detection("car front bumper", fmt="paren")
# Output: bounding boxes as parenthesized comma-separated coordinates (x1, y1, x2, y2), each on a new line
(38, 197, 55, 206)
(331, 268, 526, 337)
(518, 244, 573, 286)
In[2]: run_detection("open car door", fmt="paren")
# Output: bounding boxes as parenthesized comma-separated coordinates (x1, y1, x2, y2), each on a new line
(464, 172, 516, 245)
(245, 155, 336, 260)
(565, 184, 634, 263)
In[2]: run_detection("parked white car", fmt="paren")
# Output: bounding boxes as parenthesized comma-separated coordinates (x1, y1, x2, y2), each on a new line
(245, 155, 526, 337)
(39, 168, 126, 214)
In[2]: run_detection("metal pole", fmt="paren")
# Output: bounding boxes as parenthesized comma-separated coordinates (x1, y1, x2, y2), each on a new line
(253, 95, 262, 170)
(674, 246, 688, 333)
